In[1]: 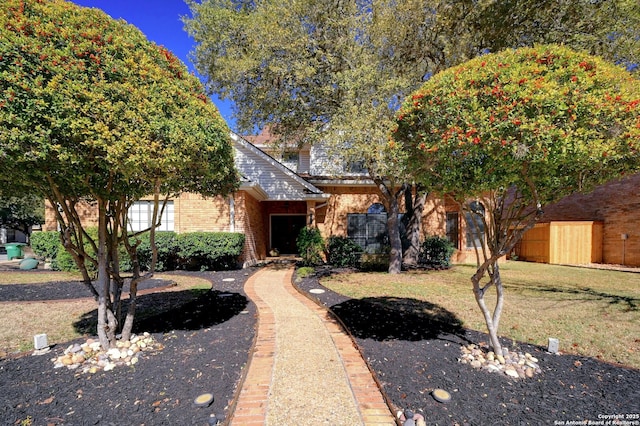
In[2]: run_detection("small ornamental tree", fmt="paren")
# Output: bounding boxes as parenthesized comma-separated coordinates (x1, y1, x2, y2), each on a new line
(394, 45, 640, 354)
(0, 0, 239, 350)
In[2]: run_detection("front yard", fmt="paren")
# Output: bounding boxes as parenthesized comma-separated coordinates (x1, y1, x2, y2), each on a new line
(320, 261, 639, 369)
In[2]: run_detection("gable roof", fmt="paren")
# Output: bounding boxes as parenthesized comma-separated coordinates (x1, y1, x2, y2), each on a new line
(231, 132, 329, 202)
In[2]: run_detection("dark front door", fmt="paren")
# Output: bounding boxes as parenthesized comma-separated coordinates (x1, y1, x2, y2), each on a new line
(271, 215, 306, 254)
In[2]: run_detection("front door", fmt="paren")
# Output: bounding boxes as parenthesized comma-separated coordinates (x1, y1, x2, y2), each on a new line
(271, 215, 306, 254)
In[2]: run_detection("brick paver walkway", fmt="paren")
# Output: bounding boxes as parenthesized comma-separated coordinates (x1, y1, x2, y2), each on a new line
(228, 264, 396, 425)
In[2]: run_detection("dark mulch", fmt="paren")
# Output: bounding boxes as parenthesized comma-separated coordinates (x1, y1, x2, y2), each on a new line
(1, 265, 639, 426)
(295, 266, 640, 426)
(0, 268, 259, 426)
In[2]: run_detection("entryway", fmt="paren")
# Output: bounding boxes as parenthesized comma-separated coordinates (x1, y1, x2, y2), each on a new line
(270, 215, 306, 255)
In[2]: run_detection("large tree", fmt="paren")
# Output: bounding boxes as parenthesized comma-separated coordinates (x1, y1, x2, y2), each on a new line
(0, 193, 44, 239)
(0, 0, 239, 349)
(393, 44, 640, 354)
(185, 0, 639, 273)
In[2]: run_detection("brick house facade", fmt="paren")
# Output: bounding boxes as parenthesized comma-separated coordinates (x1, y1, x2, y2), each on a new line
(44, 130, 484, 266)
(54, 129, 640, 267)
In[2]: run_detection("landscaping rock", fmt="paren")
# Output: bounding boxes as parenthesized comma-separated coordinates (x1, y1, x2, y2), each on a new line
(459, 343, 543, 379)
(52, 332, 160, 374)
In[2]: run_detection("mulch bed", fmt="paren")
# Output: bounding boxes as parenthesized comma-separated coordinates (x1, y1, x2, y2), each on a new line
(1, 265, 639, 426)
(0, 268, 259, 426)
(295, 266, 640, 426)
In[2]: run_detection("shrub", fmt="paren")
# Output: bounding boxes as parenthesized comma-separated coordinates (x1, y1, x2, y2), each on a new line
(176, 232, 245, 270)
(120, 231, 179, 272)
(296, 226, 324, 266)
(326, 236, 362, 268)
(295, 266, 315, 281)
(30, 231, 60, 260)
(54, 227, 99, 273)
(359, 253, 390, 271)
(419, 235, 455, 268)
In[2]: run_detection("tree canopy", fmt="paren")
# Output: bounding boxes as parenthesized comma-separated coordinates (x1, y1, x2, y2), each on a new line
(1, 0, 237, 201)
(393, 44, 640, 353)
(0, 0, 238, 349)
(185, 0, 640, 273)
(0, 194, 44, 237)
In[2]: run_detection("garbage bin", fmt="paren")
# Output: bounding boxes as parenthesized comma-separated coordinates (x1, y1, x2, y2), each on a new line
(4, 243, 26, 260)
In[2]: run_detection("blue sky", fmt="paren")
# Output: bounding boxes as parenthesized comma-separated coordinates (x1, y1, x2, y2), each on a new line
(71, 0, 236, 130)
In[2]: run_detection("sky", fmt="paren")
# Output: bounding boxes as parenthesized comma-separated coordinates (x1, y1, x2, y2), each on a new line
(70, 0, 237, 130)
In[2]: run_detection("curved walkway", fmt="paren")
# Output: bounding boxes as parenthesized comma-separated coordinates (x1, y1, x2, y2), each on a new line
(229, 264, 396, 425)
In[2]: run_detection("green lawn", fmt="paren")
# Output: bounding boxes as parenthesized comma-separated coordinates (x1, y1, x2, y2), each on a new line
(320, 261, 640, 369)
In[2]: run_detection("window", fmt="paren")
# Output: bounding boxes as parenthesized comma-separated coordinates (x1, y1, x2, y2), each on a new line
(282, 151, 299, 171)
(446, 212, 460, 249)
(347, 160, 368, 174)
(367, 203, 386, 214)
(128, 201, 174, 232)
(347, 213, 387, 253)
(347, 203, 388, 253)
(465, 201, 485, 249)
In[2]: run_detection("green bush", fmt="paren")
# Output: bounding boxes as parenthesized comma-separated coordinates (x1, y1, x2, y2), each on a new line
(419, 235, 455, 268)
(295, 266, 315, 281)
(296, 226, 324, 266)
(54, 247, 78, 272)
(30, 231, 60, 260)
(54, 227, 99, 273)
(120, 231, 179, 272)
(326, 236, 362, 268)
(176, 232, 245, 270)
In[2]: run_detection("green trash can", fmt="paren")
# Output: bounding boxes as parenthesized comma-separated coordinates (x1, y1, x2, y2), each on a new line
(4, 243, 26, 260)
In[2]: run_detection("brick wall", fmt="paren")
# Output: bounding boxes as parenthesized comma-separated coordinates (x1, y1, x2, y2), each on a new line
(316, 185, 382, 238)
(314, 185, 478, 263)
(44, 200, 98, 231)
(174, 193, 229, 233)
(236, 192, 267, 265)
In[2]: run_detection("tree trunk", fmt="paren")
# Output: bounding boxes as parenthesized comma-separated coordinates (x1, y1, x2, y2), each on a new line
(471, 258, 504, 355)
(373, 178, 403, 274)
(387, 196, 402, 274)
(96, 200, 112, 350)
(402, 189, 427, 267)
(120, 279, 138, 342)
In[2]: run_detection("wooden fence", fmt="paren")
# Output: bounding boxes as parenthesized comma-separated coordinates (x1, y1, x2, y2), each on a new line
(513, 221, 603, 265)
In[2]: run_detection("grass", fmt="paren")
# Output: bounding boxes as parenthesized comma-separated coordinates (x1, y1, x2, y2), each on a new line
(0, 273, 212, 355)
(0, 270, 82, 285)
(320, 261, 640, 369)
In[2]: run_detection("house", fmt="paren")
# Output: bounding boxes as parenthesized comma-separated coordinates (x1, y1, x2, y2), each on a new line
(513, 173, 640, 267)
(44, 129, 481, 266)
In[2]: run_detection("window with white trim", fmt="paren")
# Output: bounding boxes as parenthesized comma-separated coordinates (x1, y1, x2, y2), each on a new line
(128, 201, 174, 232)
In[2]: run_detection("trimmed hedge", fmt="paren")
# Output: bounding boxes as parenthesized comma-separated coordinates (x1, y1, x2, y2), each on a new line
(120, 231, 180, 272)
(296, 227, 324, 266)
(359, 253, 390, 272)
(176, 232, 245, 271)
(31, 230, 245, 272)
(30, 229, 98, 272)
